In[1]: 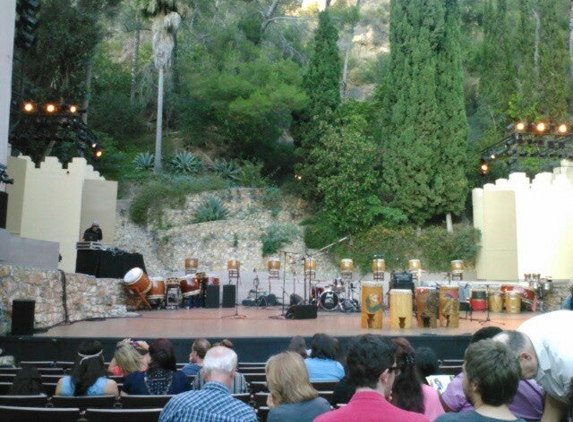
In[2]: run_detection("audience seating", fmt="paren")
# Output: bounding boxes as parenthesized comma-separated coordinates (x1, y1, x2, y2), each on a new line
(0, 394, 49, 407)
(0, 368, 20, 375)
(43, 383, 58, 396)
(437, 365, 463, 376)
(254, 392, 269, 408)
(0, 405, 81, 422)
(249, 381, 268, 394)
(0, 382, 12, 395)
(311, 381, 339, 391)
(51, 394, 117, 409)
(317, 390, 334, 403)
(238, 366, 266, 374)
(0, 374, 16, 383)
(243, 373, 266, 383)
(120, 395, 174, 408)
(231, 393, 251, 405)
(19, 361, 56, 368)
(84, 407, 162, 422)
(257, 405, 270, 422)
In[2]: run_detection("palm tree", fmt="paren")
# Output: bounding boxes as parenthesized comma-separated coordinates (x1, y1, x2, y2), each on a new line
(136, 0, 188, 174)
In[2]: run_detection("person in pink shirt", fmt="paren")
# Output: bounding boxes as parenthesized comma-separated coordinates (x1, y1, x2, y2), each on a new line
(392, 338, 445, 421)
(314, 334, 429, 422)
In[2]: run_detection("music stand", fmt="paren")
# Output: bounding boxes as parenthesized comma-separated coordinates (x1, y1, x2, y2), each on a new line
(222, 261, 246, 320)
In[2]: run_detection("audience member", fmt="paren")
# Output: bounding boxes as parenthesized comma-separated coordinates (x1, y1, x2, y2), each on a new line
(562, 280, 573, 310)
(435, 339, 525, 422)
(55, 340, 118, 397)
(8, 366, 45, 395)
(288, 336, 309, 359)
(494, 310, 573, 422)
(107, 338, 149, 376)
(392, 338, 444, 421)
(192, 338, 248, 393)
(314, 334, 429, 422)
(182, 338, 211, 376)
(265, 351, 331, 422)
(441, 326, 543, 421)
(415, 346, 440, 383)
(305, 333, 345, 382)
(122, 338, 191, 395)
(159, 346, 257, 422)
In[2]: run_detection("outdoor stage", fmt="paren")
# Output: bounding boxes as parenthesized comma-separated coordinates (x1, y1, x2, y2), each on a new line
(0, 304, 538, 364)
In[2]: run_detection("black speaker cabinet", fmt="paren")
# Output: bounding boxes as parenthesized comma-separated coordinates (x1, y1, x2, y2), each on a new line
(0, 191, 7, 229)
(11, 299, 35, 335)
(205, 285, 220, 308)
(289, 304, 317, 320)
(222, 284, 236, 308)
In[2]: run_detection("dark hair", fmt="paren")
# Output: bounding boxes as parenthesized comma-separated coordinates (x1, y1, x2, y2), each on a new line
(149, 338, 177, 371)
(392, 338, 424, 414)
(415, 346, 439, 381)
(9, 366, 45, 395)
(568, 378, 573, 419)
(193, 338, 211, 359)
(310, 333, 337, 360)
(288, 336, 308, 359)
(346, 335, 396, 389)
(71, 340, 105, 396)
(471, 326, 502, 344)
(464, 339, 521, 406)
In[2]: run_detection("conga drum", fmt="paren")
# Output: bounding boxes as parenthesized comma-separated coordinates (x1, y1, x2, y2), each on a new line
(470, 288, 487, 312)
(185, 257, 198, 272)
(416, 287, 439, 328)
(180, 276, 200, 298)
(450, 260, 464, 274)
(341, 259, 354, 275)
(488, 291, 504, 313)
(390, 289, 413, 329)
(505, 292, 521, 314)
(267, 257, 280, 273)
(123, 267, 152, 294)
(361, 280, 383, 329)
(439, 285, 460, 328)
(372, 259, 385, 280)
(147, 277, 166, 302)
(304, 257, 317, 280)
(409, 259, 421, 271)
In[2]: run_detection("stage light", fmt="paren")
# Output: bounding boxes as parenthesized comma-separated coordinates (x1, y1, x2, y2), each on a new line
(557, 123, 569, 134)
(535, 122, 547, 133)
(515, 121, 526, 132)
(68, 104, 78, 113)
(479, 159, 489, 175)
(490, 154, 496, 160)
(45, 103, 57, 113)
(23, 102, 35, 113)
(294, 174, 302, 180)
(94, 149, 103, 159)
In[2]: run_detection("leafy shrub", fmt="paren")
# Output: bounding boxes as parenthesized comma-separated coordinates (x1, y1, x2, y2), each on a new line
(260, 186, 282, 217)
(169, 150, 203, 175)
(193, 195, 231, 223)
(210, 159, 241, 182)
(260, 224, 299, 256)
(133, 151, 155, 171)
(302, 213, 340, 249)
(237, 161, 267, 187)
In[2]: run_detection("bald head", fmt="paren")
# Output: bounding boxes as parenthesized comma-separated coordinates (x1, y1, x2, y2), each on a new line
(494, 331, 538, 379)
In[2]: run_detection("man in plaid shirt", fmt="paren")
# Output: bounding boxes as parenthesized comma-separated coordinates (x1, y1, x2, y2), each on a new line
(159, 346, 257, 422)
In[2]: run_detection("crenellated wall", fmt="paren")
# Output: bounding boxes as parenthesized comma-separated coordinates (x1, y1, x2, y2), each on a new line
(473, 160, 573, 281)
(0, 264, 127, 335)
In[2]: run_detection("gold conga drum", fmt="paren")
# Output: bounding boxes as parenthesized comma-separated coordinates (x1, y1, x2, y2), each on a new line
(488, 291, 504, 313)
(361, 280, 383, 329)
(505, 292, 521, 314)
(304, 257, 317, 280)
(390, 289, 413, 329)
(372, 258, 385, 281)
(409, 259, 421, 271)
(450, 260, 464, 274)
(416, 287, 439, 328)
(439, 285, 460, 328)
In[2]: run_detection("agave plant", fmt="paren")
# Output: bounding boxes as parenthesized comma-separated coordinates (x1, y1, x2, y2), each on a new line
(169, 150, 203, 175)
(193, 195, 230, 223)
(209, 158, 241, 181)
(133, 151, 155, 171)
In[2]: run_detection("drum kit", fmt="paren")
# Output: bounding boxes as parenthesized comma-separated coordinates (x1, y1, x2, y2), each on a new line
(309, 277, 360, 312)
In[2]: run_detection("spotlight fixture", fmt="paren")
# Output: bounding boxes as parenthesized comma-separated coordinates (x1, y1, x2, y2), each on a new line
(479, 159, 489, 175)
(45, 103, 57, 113)
(515, 121, 527, 132)
(535, 122, 547, 133)
(67, 104, 78, 113)
(23, 102, 35, 113)
(557, 123, 570, 135)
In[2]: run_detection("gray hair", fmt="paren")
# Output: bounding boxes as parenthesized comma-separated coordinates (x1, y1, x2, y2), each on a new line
(202, 346, 237, 376)
(494, 331, 529, 354)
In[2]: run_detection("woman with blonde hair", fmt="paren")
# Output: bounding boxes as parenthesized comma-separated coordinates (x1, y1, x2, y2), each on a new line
(265, 351, 331, 422)
(107, 339, 149, 376)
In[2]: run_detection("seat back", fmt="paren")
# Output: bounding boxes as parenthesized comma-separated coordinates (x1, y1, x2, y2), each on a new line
(51, 394, 117, 409)
(0, 395, 48, 407)
(231, 393, 251, 405)
(120, 395, 174, 409)
(0, 405, 81, 422)
(311, 381, 339, 391)
(84, 407, 162, 422)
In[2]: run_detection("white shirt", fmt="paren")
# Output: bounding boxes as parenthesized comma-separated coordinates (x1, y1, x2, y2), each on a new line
(518, 310, 573, 402)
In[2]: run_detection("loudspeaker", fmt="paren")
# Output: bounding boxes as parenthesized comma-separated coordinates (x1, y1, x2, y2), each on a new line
(205, 285, 220, 308)
(290, 293, 303, 306)
(11, 300, 35, 335)
(0, 192, 7, 229)
(287, 304, 317, 320)
(222, 284, 236, 308)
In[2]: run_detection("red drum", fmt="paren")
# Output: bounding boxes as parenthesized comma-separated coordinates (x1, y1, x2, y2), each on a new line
(333, 278, 345, 293)
(470, 289, 487, 312)
(123, 268, 152, 294)
(205, 275, 220, 286)
(311, 285, 324, 299)
(147, 278, 165, 301)
(180, 276, 200, 298)
(501, 285, 535, 305)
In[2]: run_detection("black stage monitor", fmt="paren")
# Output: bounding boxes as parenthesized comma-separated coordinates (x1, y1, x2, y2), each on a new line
(391, 272, 415, 293)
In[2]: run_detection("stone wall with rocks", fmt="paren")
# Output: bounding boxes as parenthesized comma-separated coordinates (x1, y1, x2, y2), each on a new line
(0, 265, 127, 335)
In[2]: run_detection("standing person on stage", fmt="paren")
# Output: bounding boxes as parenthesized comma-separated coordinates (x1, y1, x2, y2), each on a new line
(83, 220, 103, 241)
(182, 338, 211, 376)
(314, 334, 429, 422)
(159, 346, 257, 422)
(494, 310, 573, 422)
(441, 326, 543, 421)
(435, 339, 526, 422)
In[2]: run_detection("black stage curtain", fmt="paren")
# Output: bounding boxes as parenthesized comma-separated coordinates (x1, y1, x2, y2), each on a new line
(75, 250, 146, 279)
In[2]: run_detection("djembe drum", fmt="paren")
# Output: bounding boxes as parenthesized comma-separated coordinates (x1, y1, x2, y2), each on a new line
(416, 287, 438, 328)
(390, 289, 412, 329)
(361, 280, 383, 329)
(439, 285, 460, 328)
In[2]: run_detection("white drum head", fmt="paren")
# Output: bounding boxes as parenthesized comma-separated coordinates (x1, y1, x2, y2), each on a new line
(124, 267, 143, 284)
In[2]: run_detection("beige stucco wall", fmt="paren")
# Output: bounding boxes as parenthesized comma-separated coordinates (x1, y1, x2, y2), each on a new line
(473, 160, 573, 281)
(5, 156, 117, 273)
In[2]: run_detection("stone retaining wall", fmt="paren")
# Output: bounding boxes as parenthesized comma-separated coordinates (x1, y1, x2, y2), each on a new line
(0, 265, 127, 334)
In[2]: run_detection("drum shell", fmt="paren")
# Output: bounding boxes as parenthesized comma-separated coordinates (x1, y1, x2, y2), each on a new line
(361, 280, 383, 329)
(501, 285, 535, 304)
(439, 285, 460, 328)
(147, 279, 165, 300)
(505, 292, 521, 314)
(390, 289, 412, 329)
(409, 259, 421, 271)
(340, 259, 354, 272)
(416, 287, 438, 328)
(470, 289, 487, 312)
(227, 259, 240, 271)
(319, 290, 339, 311)
(372, 259, 386, 273)
(332, 278, 345, 292)
(450, 260, 464, 273)
(488, 292, 504, 312)
(123, 268, 152, 294)
(180, 277, 200, 297)
(267, 257, 281, 271)
(311, 285, 324, 299)
(304, 258, 317, 272)
(185, 258, 198, 270)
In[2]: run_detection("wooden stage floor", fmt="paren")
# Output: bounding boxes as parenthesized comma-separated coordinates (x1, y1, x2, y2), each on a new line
(36, 305, 535, 340)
